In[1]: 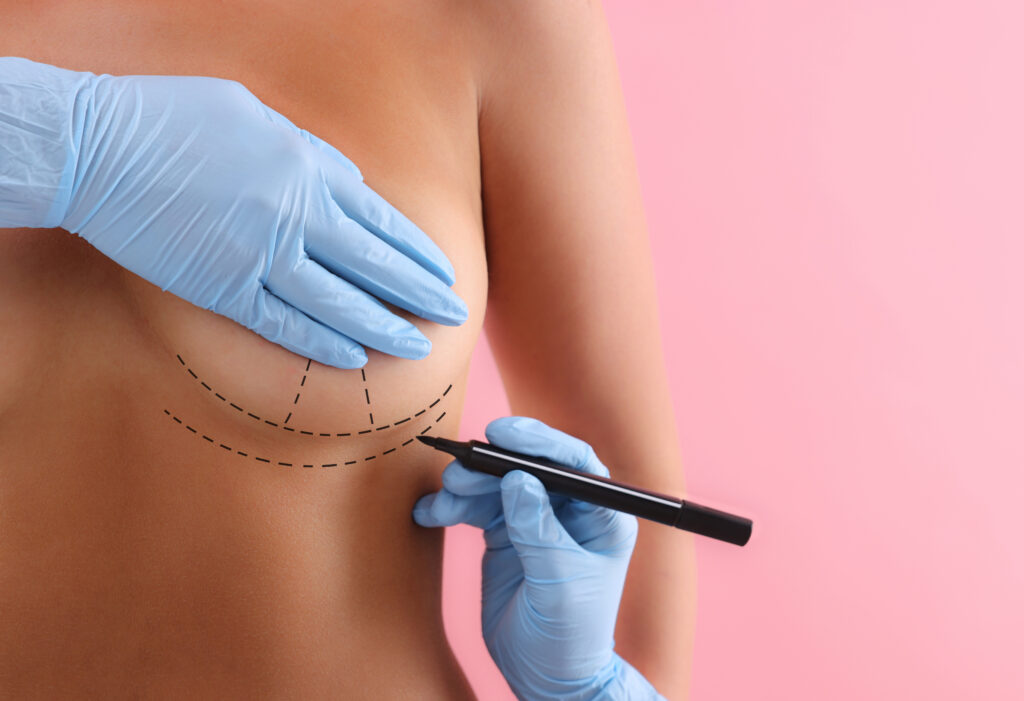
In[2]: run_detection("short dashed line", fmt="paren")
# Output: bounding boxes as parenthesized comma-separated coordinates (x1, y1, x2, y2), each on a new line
(286, 359, 312, 423)
(174, 352, 449, 436)
(162, 407, 448, 468)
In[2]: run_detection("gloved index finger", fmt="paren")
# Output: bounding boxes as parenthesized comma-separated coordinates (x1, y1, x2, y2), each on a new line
(325, 171, 457, 287)
(485, 416, 610, 478)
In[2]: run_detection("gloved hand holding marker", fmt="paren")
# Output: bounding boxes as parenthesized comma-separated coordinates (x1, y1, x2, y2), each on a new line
(0, 56, 467, 369)
(414, 417, 752, 700)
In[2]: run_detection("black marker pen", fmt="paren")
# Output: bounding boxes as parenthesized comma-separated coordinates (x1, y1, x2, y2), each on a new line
(417, 435, 752, 547)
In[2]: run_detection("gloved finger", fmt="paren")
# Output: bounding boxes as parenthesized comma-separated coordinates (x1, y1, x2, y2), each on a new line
(256, 100, 363, 180)
(441, 460, 503, 496)
(485, 416, 610, 478)
(563, 502, 639, 555)
(267, 254, 432, 360)
(306, 205, 468, 326)
(413, 487, 504, 531)
(240, 286, 367, 369)
(500, 471, 586, 582)
(323, 167, 457, 287)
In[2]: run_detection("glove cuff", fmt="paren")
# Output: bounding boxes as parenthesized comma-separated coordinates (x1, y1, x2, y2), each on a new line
(0, 57, 95, 229)
(587, 654, 667, 701)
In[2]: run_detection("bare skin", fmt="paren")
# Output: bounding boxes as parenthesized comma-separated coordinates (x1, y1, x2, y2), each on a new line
(0, 1, 695, 699)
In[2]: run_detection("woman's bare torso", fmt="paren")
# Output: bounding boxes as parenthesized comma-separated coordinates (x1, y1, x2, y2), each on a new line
(0, 1, 487, 697)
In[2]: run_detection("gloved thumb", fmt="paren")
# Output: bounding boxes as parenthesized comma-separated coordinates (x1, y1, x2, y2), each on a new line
(500, 471, 586, 584)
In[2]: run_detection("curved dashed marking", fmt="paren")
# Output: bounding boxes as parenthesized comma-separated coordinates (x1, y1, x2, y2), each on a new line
(174, 353, 452, 436)
(162, 408, 449, 467)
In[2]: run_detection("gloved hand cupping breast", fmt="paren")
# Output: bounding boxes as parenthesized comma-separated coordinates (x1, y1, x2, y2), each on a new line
(414, 417, 666, 701)
(0, 56, 467, 368)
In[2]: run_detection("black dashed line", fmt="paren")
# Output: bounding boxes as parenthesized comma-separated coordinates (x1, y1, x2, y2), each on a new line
(358, 429, 372, 435)
(363, 455, 376, 462)
(435, 412, 446, 422)
(345, 460, 357, 465)
(186, 425, 197, 433)
(300, 376, 306, 387)
(319, 433, 331, 437)
(375, 424, 391, 431)
(293, 393, 300, 404)
(402, 438, 414, 446)
(300, 430, 314, 436)
(173, 417, 182, 424)
(382, 448, 396, 455)
(202, 435, 214, 442)
(255, 457, 270, 463)
(220, 444, 231, 451)
(163, 409, 171, 415)
(321, 463, 337, 468)
(302, 464, 313, 468)
(278, 461, 292, 467)
(175, 354, 450, 436)
(419, 425, 432, 435)
(237, 451, 248, 457)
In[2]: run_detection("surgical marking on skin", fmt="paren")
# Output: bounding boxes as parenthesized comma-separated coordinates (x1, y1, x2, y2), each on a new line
(285, 358, 312, 423)
(175, 352, 451, 436)
(162, 406, 450, 468)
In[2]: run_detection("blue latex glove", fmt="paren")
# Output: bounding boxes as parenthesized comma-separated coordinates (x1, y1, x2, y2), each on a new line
(0, 56, 467, 368)
(414, 417, 667, 701)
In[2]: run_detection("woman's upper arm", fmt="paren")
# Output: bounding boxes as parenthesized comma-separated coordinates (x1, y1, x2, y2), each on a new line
(476, 0, 684, 491)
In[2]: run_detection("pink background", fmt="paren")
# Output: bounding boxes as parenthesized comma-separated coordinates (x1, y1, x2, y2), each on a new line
(445, 2, 1024, 699)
